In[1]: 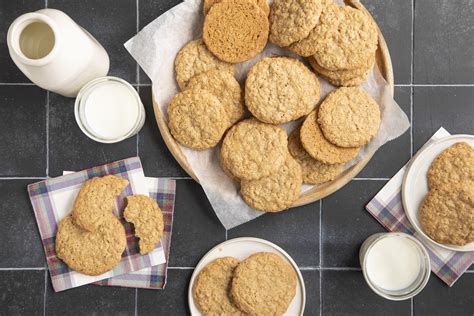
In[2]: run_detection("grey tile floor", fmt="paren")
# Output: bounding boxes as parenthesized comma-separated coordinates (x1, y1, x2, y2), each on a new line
(0, 0, 473, 315)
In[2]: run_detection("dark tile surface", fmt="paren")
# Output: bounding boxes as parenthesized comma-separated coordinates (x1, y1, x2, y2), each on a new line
(414, 273, 474, 316)
(0, 86, 46, 176)
(137, 269, 192, 315)
(45, 278, 135, 315)
(0, 180, 45, 268)
(322, 270, 411, 315)
(322, 180, 387, 268)
(228, 202, 320, 267)
(0, 0, 45, 83)
(413, 86, 474, 151)
(358, 87, 411, 178)
(169, 180, 226, 267)
(0, 270, 45, 315)
(48, 92, 137, 177)
(414, 0, 474, 83)
(49, 0, 138, 83)
(301, 270, 320, 314)
(138, 86, 187, 177)
(364, 0, 412, 84)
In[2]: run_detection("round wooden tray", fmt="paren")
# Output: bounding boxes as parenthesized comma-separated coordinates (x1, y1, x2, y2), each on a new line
(152, 0, 394, 207)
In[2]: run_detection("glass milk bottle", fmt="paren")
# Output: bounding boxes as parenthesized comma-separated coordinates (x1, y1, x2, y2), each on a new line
(7, 9, 109, 97)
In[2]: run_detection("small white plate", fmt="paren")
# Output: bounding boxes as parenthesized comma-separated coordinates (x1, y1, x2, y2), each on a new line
(188, 237, 306, 315)
(402, 134, 474, 252)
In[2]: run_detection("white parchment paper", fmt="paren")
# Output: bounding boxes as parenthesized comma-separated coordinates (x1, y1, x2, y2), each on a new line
(124, 0, 410, 229)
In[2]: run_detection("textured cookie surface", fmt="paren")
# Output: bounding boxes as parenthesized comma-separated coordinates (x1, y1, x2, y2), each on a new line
(300, 110, 359, 164)
(168, 88, 228, 150)
(56, 213, 126, 276)
(427, 142, 474, 190)
(71, 175, 129, 232)
(203, 0, 269, 63)
(308, 56, 373, 87)
(124, 195, 164, 255)
(288, 127, 342, 184)
(318, 87, 381, 147)
(187, 69, 244, 124)
(175, 39, 234, 90)
(204, 0, 270, 16)
(221, 118, 288, 180)
(245, 57, 320, 123)
(194, 257, 244, 315)
(231, 252, 297, 315)
(240, 155, 302, 212)
(269, 0, 326, 47)
(419, 185, 474, 246)
(312, 5, 378, 70)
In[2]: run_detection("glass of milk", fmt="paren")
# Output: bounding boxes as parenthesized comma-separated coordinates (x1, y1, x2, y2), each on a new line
(75, 77, 145, 143)
(359, 233, 431, 300)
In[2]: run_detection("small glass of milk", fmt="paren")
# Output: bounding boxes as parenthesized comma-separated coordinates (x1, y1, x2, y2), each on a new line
(359, 233, 431, 300)
(75, 76, 145, 143)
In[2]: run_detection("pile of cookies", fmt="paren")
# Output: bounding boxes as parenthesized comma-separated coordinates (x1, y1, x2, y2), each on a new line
(419, 142, 474, 246)
(167, 0, 382, 212)
(193, 252, 297, 315)
(55, 175, 164, 275)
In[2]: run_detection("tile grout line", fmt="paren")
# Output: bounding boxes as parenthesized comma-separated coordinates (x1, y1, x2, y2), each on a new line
(0, 267, 47, 270)
(168, 267, 195, 270)
(0, 177, 47, 180)
(136, 86, 140, 156)
(411, 297, 414, 316)
(134, 288, 138, 316)
(319, 200, 322, 316)
(410, 0, 415, 158)
(43, 269, 47, 316)
(410, 86, 414, 157)
(136, 0, 140, 86)
(352, 177, 389, 181)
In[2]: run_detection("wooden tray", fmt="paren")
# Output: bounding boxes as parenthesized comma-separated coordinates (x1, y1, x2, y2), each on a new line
(152, 0, 394, 207)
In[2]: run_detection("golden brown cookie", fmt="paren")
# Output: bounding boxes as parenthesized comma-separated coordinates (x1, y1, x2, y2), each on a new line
(427, 142, 474, 190)
(231, 252, 297, 315)
(245, 57, 320, 123)
(71, 175, 129, 232)
(187, 69, 244, 125)
(219, 150, 240, 183)
(300, 110, 359, 164)
(167, 88, 228, 150)
(124, 195, 164, 255)
(318, 87, 381, 148)
(288, 127, 343, 184)
(203, 0, 269, 63)
(175, 39, 234, 90)
(194, 257, 244, 315)
(311, 4, 378, 71)
(419, 185, 474, 246)
(240, 155, 302, 212)
(56, 213, 126, 276)
(221, 118, 288, 180)
(308, 56, 373, 87)
(204, 0, 270, 16)
(269, 0, 327, 47)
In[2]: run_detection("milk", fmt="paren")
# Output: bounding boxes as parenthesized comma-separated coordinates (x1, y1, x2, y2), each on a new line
(365, 236, 421, 291)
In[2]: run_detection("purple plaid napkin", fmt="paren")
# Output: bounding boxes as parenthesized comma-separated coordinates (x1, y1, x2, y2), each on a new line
(366, 128, 474, 286)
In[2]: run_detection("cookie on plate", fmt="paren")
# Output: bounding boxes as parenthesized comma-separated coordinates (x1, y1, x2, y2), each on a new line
(71, 175, 129, 232)
(175, 39, 234, 90)
(419, 185, 474, 246)
(221, 118, 288, 180)
(187, 69, 244, 125)
(308, 56, 373, 87)
(56, 213, 126, 276)
(245, 57, 320, 124)
(427, 142, 474, 190)
(240, 155, 302, 212)
(300, 110, 359, 164)
(167, 88, 228, 150)
(311, 4, 378, 71)
(269, 0, 327, 47)
(193, 257, 244, 315)
(289, 127, 343, 184)
(231, 252, 297, 315)
(318, 87, 381, 148)
(203, 0, 270, 16)
(124, 195, 164, 255)
(203, 0, 269, 63)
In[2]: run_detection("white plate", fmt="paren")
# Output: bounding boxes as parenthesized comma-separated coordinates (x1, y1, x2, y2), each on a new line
(402, 134, 474, 252)
(188, 237, 306, 315)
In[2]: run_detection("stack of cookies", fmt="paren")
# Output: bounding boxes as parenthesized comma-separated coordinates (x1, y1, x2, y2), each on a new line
(193, 252, 297, 315)
(55, 175, 164, 275)
(419, 142, 474, 246)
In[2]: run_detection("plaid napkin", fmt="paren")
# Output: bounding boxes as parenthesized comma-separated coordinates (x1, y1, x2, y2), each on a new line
(366, 128, 474, 286)
(28, 157, 168, 292)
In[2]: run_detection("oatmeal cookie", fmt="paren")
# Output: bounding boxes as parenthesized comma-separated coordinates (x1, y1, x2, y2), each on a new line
(308, 56, 373, 87)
